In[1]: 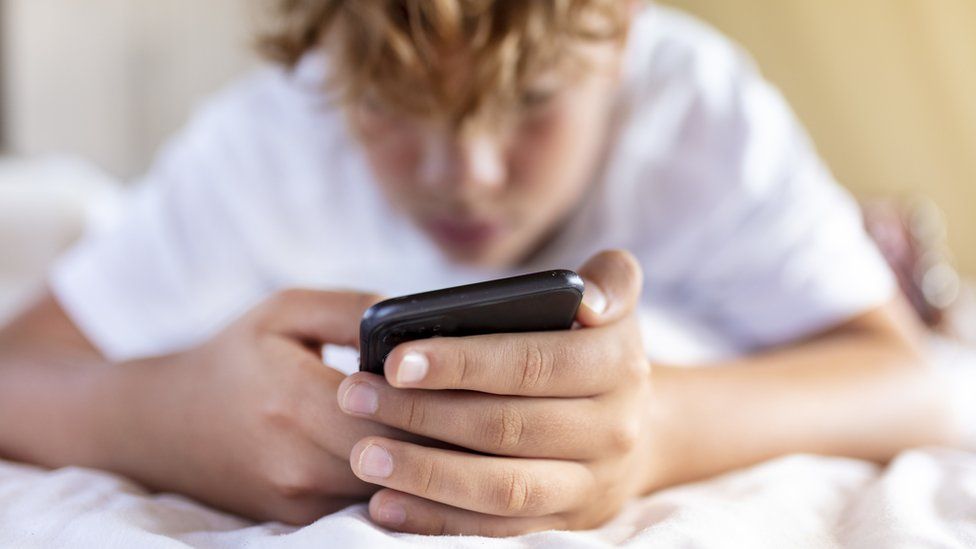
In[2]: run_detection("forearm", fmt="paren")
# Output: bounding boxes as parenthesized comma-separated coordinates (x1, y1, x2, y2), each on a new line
(644, 328, 959, 492)
(0, 340, 204, 508)
(0, 343, 120, 467)
(0, 290, 148, 470)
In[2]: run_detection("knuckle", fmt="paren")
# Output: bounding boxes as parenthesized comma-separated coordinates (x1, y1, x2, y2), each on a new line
(515, 340, 556, 393)
(415, 456, 438, 497)
(605, 418, 641, 454)
(267, 464, 317, 499)
(495, 468, 535, 515)
(405, 395, 429, 433)
(483, 403, 526, 453)
(450, 345, 471, 388)
(261, 396, 300, 431)
(620, 356, 650, 384)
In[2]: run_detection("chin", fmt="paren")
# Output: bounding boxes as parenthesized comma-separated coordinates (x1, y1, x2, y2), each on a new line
(440, 241, 524, 269)
(442, 247, 504, 268)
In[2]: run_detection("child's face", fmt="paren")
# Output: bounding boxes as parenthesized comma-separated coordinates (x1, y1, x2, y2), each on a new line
(347, 42, 624, 268)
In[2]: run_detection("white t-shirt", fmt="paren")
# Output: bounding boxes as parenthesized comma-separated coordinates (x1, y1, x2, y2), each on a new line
(50, 6, 895, 365)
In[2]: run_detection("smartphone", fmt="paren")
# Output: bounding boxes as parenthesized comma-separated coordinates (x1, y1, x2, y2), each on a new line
(359, 269, 584, 375)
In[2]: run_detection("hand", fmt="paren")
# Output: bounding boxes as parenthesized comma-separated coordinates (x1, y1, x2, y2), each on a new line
(337, 250, 661, 536)
(106, 289, 415, 524)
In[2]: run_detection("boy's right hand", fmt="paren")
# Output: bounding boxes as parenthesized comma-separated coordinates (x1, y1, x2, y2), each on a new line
(104, 289, 402, 524)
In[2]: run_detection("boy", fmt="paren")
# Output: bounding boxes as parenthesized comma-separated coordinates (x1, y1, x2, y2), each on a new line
(0, 0, 957, 536)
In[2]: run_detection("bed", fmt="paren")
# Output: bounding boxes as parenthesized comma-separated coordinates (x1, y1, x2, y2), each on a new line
(1, 395, 975, 547)
(1, 158, 975, 547)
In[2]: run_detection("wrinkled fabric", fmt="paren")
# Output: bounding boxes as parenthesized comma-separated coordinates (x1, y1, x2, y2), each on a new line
(1, 449, 974, 548)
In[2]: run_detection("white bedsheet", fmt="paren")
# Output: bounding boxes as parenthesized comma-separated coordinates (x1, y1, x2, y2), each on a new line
(1, 449, 975, 548)
(1, 338, 974, 548)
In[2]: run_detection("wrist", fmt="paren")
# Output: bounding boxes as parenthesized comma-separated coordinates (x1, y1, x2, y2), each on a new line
(639, 364, 691, 494)
(0, 350, 134, 469)
(83, 360, 145, 470)
(87, 355, 185, 481)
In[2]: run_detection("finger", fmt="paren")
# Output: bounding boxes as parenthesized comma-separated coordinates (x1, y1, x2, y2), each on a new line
(339, 373, 636, 459)
(256, 288, 384, 348)
(575, 249, 643, 327)
(384, 326, 629, 396)
(349, 437, 593, 517)
(265, 338, 425, 459)
(316, 450, 377, 498)
(267, 434, 377, 499)
(368, 489, 567, 536)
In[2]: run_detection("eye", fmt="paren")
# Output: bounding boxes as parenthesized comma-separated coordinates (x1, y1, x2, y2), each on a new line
(520, 88, 561, 110)
(355, 92, 410, 130)
(361, 93, 389, 114)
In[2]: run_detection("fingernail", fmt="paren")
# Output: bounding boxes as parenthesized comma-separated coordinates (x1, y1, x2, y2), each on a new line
(582, 279, 608, 315)
(376, 501, 406, 526)
(358, 444, 394, 478)
(340, 382, 378, 415)
(396, 351, 429, 385)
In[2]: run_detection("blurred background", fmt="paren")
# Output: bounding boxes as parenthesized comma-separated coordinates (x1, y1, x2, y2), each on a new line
(0, 0, 973, 319)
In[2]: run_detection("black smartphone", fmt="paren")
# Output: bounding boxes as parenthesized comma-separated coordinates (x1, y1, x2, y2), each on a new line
(359, 269, 584, 375)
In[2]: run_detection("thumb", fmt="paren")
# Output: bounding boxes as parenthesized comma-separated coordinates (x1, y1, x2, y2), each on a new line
(576, 249, 643, 327)
(256, 288, 385, 348)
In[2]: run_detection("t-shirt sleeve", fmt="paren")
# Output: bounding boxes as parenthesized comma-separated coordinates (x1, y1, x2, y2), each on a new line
(637, 25, 897, 349)
(49, 104, 270, 362)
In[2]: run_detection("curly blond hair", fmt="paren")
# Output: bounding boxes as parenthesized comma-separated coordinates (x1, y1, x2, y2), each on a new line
(258, 0, 630, 122)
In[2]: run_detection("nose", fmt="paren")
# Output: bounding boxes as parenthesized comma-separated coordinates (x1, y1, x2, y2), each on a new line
(418, 131, 506, 192)
(462, 135, 506, 190)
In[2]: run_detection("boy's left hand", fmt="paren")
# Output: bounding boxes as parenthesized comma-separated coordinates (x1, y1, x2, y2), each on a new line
(337, 250, 662, 536)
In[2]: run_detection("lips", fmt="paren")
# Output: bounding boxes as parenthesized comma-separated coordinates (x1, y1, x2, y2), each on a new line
(424, 217, 502, 249)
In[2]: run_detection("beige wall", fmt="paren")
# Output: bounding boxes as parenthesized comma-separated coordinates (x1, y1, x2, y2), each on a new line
(659, 0, 976, 276)
(1, 0, 256, 177)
